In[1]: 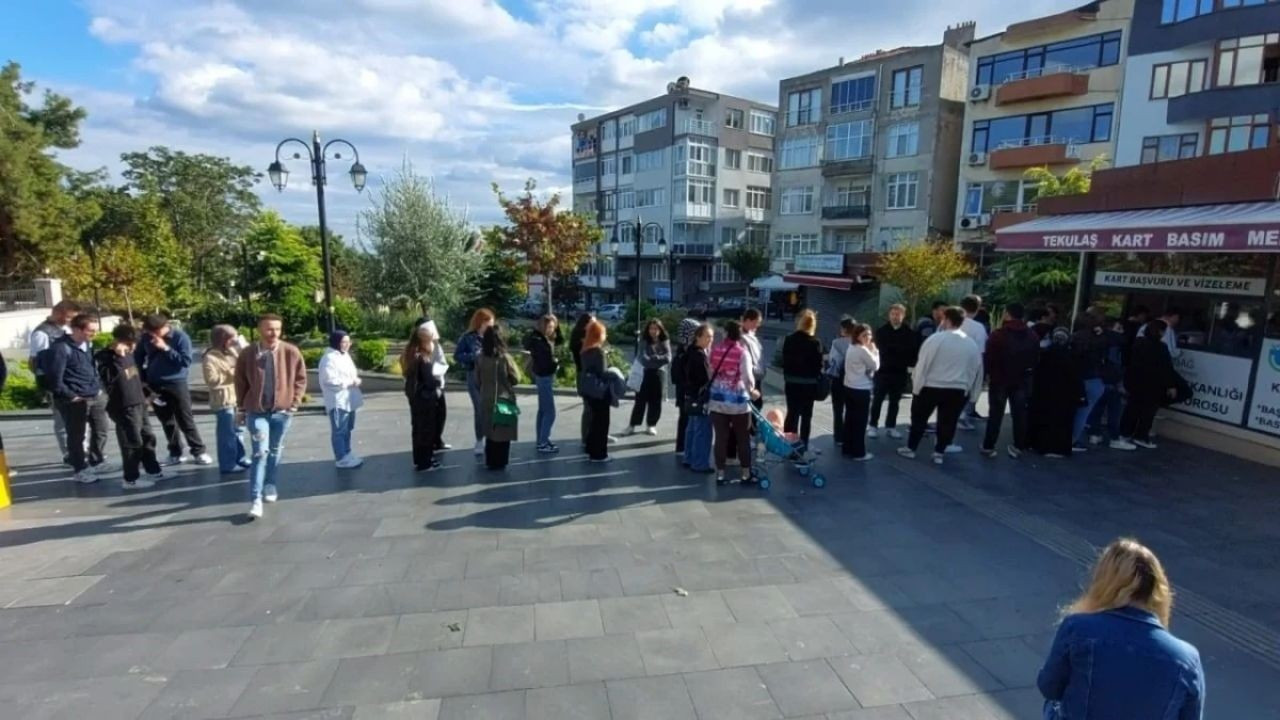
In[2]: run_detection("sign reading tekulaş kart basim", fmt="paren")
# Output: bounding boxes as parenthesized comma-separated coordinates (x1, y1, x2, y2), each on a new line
(1094, 271, 1266, 297)
(1247, 339, 1280, 438)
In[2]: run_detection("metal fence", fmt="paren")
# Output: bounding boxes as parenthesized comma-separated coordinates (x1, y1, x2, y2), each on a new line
(0, 288, 42, 312)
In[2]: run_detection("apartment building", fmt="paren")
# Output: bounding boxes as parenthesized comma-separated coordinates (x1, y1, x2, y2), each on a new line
(770, 23, 973, 334)
(954, 0, 1134, 245)
(569, 79, 777, 308)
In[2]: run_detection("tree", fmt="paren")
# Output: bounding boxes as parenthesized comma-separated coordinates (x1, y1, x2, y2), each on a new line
(360, 162, 481, 318)
(491, 179, 602, 312)
(721, 242, 771, 301)
(877, 240, 975, 321)
(77, 187, 195, 308)
(242, 211, 323, 331)
(300, 225, 364, 299)
(473, 231, 528, 318)
(55, 238, 166, 323)
(1023, 154, 1109, 198)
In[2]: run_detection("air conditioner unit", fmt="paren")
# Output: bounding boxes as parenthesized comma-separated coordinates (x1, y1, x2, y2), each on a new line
(969, 84, 991, 102)
(960, 214, 992, 230)
(967, 151, 987, 166)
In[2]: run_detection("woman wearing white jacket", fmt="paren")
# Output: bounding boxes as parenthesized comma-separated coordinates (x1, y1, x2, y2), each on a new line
(318, 330, 364, 468)
(842, 323, 880, 461)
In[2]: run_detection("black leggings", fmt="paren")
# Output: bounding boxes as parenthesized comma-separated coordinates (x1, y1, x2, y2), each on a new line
(586, 398, 611, 460)
(842, 388, 871, 458)
(409, 395, 438, 468)
(629, 369, 663, 428)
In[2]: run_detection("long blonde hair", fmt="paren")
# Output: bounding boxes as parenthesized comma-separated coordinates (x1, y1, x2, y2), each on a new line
(1068, 538, 1173, 628)
(401, 323, 438, 379)
(795, 309, 817, 336)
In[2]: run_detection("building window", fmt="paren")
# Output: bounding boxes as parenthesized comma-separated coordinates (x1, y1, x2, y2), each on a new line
(829, 181, 870, 208)
(830, 75, 876, 114)
(750, 110, 776, 136)
(620, 118, 636, 137)
(1150, 60, 1209, 99)
(621, 153, 634, 175)
(885, 172, 918, 210)
(773, 233, 820, 260)
(638, 108, 667, 132)
(970, 103, 1114, 152)
(1162, 0, 1280, 25)
(975, 31, 1123, 85)
(618, 189, 635, 209)
(725, 108, 744, 129)
(1215, 34, 1280, 88)
(600, 154, 617, 177)
(1207, 114, 1272, 154)
(786, 88, 822, 126)
(890, 66, 923, 108)
(964, 183, 984, 216)
(635, 148, 664, 172)
(826, 120, 874, 161)
(964, 180, 1040, 215)
(649, 263, 669, 282)
(746, 186, 772, 211)
(875, 227, 916, 252)
(600, 121, 616, 143)
(780, 186, 815, 215)
(780, 135, 821, 169)
(724, 149, 742, 170)
(573, 162, 597, 183)
(721, 226, 739, 246)
(1141, 133, 1200, 163)
(703, 261, 741, 284)
(747, 152, 774, 173)
(886, 121, 920, 158)
(723, 189, 741, 208)
(677, 142, 716, 177)
(678, 178, 715, 205)
(636, 188, 666, 207)
(826, 229, 867, 253)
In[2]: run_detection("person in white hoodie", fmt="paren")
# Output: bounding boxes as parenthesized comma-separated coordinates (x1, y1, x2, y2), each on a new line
(898, 307, 983, 465)
(318, 330, 364, 468)
(958, 294, 989, 429)
(842, 323, 879, 461)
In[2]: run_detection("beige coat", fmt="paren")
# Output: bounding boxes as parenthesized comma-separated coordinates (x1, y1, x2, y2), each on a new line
(202, 348, 239, 411)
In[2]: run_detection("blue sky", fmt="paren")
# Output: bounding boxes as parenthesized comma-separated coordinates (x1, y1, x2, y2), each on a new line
(2, 0, 1067, 240)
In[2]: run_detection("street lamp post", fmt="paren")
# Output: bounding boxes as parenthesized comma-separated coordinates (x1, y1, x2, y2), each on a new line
(267, 131, 367, 332)
(610, 217, 666, 355)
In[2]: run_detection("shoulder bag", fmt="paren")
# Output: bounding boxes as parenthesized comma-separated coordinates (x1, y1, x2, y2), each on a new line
(491, 357, 521, 427)
(684, 349, 730, 417)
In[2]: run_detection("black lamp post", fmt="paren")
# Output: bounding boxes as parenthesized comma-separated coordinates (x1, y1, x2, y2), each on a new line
(267, 131, 367, 332)
(610, 218, 666, 353)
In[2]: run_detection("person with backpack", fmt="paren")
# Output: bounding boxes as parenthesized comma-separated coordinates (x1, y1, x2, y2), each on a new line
(135, 314, 211, 466)
(95, 324, 168, 489)
(45, 314, 110, 484)
(29, 300, 81, 464)
(681, 323, 715, 473)
(455, 308, 495, 457)
(980, 303, 1040, 459)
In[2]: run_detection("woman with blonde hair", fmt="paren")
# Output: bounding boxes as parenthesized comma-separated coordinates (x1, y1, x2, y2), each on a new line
(780, 309, 823, 450)
(403, 321, 448, 471)
(454, 308, 496, 456)
(1039, 538, 1204, 719)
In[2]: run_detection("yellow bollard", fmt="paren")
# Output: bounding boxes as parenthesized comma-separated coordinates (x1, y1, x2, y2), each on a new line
(0, 430, 10, 508)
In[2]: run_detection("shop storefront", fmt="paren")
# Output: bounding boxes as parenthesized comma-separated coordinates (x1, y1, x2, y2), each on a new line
(784, 254, 877, 341)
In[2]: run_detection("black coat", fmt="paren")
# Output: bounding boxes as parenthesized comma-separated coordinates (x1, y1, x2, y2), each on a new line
(684, 346, 711, 392)
(1028, 345, 1084, 456)
(875, 323, 918, 374)
(523, 332, 558, 378)
(781, 332, 823, 381)
(95, 348, 147, 413)
(1126, 336, 1175, 402)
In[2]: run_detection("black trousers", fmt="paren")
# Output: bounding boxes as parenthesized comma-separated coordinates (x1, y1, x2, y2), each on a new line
(409, 395, 438, 469)
(110, 404, 162, 481)
(783, 382, 816, 446)
(870, 372, 908, 429)
(830, 384, 846, 442)
(150, 381, 206, 456)
(629, 369, 663, 428)
(485, 439, 511, 469)
(907, 387, 968, 453)
(725, 394, 762, 460)
(1120, 394, 1160, 442)
(712, 412, 752, 470)
(581, 401, 593, 445)
(674, 382, 688, 452)
(434, 395, 448, 450)
(56, 393, 108, 472)
(982, 380, 1030, 452)
(585, 397, 611, 460)
(842, 388, 872, 458)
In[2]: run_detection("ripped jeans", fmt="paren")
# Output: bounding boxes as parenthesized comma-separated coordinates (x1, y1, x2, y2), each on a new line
(247, 411, 293, 501)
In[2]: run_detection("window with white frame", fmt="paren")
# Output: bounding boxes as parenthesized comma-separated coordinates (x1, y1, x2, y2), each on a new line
(619, 118, 636, 137)
(620, 153, 634, 175)
(723, 189, 741, 207)
(618, 189, 635, 209)
(747, 152, 774, 173)
(885, 172, 918, 209)
(638, 108, 667, 131)
(635, 148, 664, 172)
(603, 192, 617, 212)
(780, 135, 820, 169)
(773, 233, 820, 260)
(825, 120, 873, 161)
(780, 186, 815, 215)
(600, 121, 616, 143)
(636, 188, 666, 207)
(724, 149, 742, 170)
(787, 88, 822, 126)
(725, 108, 744, 129)
(750, 110, 776, 136)
(721, 226, 741, 246)
(746, 186, 772, 210)
(600, 154, 617, 177)
(827, 229, 867, 253)
(875, 226, 915, 251)
(886, 121, 920, 158)
(703, 261, 741, 284)
(573, 162, 596, 183)
(829, 181, 870, 208)
(890, 66, 923, 108)
(679, 178, 715, 205)
(650, 263, 670, 281)
(687, 143, 716, 177)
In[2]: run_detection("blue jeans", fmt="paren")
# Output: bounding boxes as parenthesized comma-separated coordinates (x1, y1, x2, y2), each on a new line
(1072, 378, 1105, 445)
(329, 408, 356, 460)
(1086, 383, 1123, 440)
(248, 411, 293, 501)
(466, 374, 483, 442)
(684, 415, 713, 471)
(534, 375, 556, 446)
(214, 407, 247, 473)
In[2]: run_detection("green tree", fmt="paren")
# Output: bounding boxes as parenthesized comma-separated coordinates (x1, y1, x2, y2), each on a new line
(877, 240, 975, 321)
(300, 225, 365, 299)
(54, 238, 166, 323)
(473, 233, 527, 318)
(242, 211, 323, 331)
(491, 179, 602, 312)
(359, 162, 481, 318)
(76, 187, 195, 309)
(721, 242, 770, 301)
(1023, 154, 1109, 198)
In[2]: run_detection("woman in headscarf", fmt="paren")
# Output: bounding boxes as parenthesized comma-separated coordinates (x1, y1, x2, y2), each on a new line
(319, 329, 363, 468)
(1028, 327, 1085, 457)
(476, 326, 521, 470)
(200, 324, 250, 474)
(402, 321, 448, 471)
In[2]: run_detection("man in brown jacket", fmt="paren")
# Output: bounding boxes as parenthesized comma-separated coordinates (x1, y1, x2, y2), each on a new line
(234, 314, 307, 519)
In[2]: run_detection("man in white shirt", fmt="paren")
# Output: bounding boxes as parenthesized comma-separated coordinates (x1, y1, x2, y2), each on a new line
(28, 300, 81, 463)
(898, 307, 983, 466)
(958, 295, 988, 429)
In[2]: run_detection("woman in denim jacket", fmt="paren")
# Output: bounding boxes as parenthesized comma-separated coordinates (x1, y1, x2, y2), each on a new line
(1039, 538, 1204, 719)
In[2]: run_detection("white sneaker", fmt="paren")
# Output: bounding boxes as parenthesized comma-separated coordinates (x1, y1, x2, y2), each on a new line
(621, 426, 638, 437)
(944, 444, 964, 454)
(473, 439, 485, 456)
(122, 477, 156, 490)
(1109, 439, 1138, 451)
(335, 454, 364, 469)
(90, 462, 118, 477)
(866, 427, 878, 439)
(853, 453, 874, 462)
(193, 453, 213, 466)
(931, 452, 944, 465)
(607, 435, 620, 444)
(263, 484, 279, 503)
(1088, 435, 1103, 446)
(72, 470, 98, 484)
(248, 498, 264, 519)
(645, 427, 658, 436)
(887, 428, 903, 439)
(896, 447, 916, 459)
(1132, 438, 1158, 450)
(165, 455, 189, 466)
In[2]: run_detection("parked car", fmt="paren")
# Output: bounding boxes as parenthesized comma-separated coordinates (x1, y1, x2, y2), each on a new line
(597, 304, 625, 322)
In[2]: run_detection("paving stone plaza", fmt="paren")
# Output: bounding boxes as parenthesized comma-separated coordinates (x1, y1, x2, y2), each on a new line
(1, 389, 1279, 719)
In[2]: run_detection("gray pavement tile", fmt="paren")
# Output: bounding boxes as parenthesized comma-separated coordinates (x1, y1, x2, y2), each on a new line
(0, 674, 164, 720)
(154, 626, 254, 671)
(233, 622, 326, 665)
(901, 694, 1002, 720)
(522, 547, 583, 574)
(497, 572, 563, 606)
(210, 563, 295, 595)
(490, 640, 570, 691)
(895, 645, 1004, 698)
(311, 617, 398, 659)
(382, 581, 440, 615)
(62, 631, 175, 680)
(229, 659, 340, 717)
(751, 557, 800, 585)
(343, 557, 413, 586)
(239, 707, 355, 719)
(525, 682, 610, 720)
(705, 621, 789, 667)
(321, 650, 421, 707)
(443, 531, 501, 553)
(277, 559, 357, 593)
(754, 658, 861, 717)
(946, 594, 1061, 640)
(777, 579, 859, 616)
(433, 577, 502, 611)
(827, 707, 915, 720)
(830, 575, 917, 611)
(464, 549, 524, 579)
(372, 517, 429, 539)
(831, 606, 984, 654)
(439, 690, 526, 720)
(296, 585, 396, 621)
(138, 665, 258, 720)
(977, 688, 1045, 720)
(683, 667, 782, 720)
(635, 627, 720, 675)
(151, 592, 250, 631)
(534, 599, 604, 640)
(767, 616, 858, 661)
(959, 638, 1043, 689)
(566, 635, 648, 684)
(320, 519, 383, 540)
(387, 610, 468, 653)
(673, 559, 764, 592)
(599, 595, 672, 634)
(404, 557, 468, 582)
(4, 575, 104, 608)
(351, 699, 441, 720)
(411, 646, 494, 698)
(828, 654, 934, 708)
(662, 590, 736, 628)
(722, 586, 800, 623)
(618, 564, 681, 596)
(463, 605, 535, 646)
(606, 674, 698, 720)
(559, 567, 625, 600)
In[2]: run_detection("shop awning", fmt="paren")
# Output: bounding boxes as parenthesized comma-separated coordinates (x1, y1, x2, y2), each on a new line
(996, 201, 1280, 253)
(750, 274, 799, 291)
(783, 273, 855, 291)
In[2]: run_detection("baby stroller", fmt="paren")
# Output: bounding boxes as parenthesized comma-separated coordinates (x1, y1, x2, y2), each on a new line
(748, 405, 826, 490)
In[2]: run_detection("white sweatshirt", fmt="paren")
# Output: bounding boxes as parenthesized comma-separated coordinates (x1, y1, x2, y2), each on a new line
(912, 329, 983, 399)
(843, 344, 880, 391)
(961, 316, 988, 354)
(318, 348, 364, 412)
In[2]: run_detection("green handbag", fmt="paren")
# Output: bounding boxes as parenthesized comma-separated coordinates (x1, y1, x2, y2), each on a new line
(492, 358, 520, 427)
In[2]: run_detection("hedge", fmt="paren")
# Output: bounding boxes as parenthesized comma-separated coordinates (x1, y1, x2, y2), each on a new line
(0, 361, 43, 410)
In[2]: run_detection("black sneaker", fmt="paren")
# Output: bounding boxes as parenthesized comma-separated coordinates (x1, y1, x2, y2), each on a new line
(537, 443, 560, 455)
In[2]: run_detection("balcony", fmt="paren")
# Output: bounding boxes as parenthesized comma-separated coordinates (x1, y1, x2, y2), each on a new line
(989, 137, 1082, 170)
(673, 243, 717, 257)
(1167, 84, 1279, 124)
(673, 202, 714, 222)
(744, 207, 768, 223)
(579, 275, 617, 289)
(822, 156, 874, 178)
(990, 204, 1038, 231)
(679, 118, 717, 136)
(821, 204, 871, 222)
(995, 65, 1090, 105)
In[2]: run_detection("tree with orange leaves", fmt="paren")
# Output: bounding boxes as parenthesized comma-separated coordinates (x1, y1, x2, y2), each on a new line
(491, 179, 602, 313)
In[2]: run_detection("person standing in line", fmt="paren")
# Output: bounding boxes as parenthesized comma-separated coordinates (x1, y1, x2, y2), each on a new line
(1070, 309, 1108, 453)
(672, 311, 705, 454)
(780, 309, 823, 450)
(524, 314, 560, 455)
(46, 314, 110, 484)
(234, 314, 307, 520)
(476, 326, 521, 470)
(201, 324, 250, 474)
(1028, 328, 1085, 458)
(1028, 307, 1054, 347)
(957, 295, 989, 429)
(577, 320, 615, 463)
(319, 330, 364, 469)
(708, 320, 759, 486)
(725, 308, 765, 463)
(681, 323, 715, 474)
(455, 308, 495, 457)
(826, 318, 856, 445)
(1140, 307, 1183, 360)
(979, 303, 1040, 459)
(135, 314, 211, 465)
(28, 300, 81, 464)
(624, 319, 671, 437)
(402, 321, 446, 471)
(1119, 320, 1177, 450)
(868, 304, 915, 440)
(897, 308, 982, 466)
(95, 324, 167, 489)
(1038, 538, 1203, 720)
(842, 323, 879, 461)
(1088, 317, 1130, 449)
(569, 312, 598, 450)
(1122, 305, 1150, 366)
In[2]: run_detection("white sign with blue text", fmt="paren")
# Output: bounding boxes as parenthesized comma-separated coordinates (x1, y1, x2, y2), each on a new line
(1170, 349, 1250, 425)
(1247, 339, 1280, 437)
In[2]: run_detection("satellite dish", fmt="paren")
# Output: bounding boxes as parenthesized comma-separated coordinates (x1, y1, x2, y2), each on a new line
(667, 82, 677, 94)
(577, 113, 585, 122)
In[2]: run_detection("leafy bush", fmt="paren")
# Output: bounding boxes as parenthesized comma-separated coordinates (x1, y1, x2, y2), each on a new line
(0, 361, 43, 410)
(331, 298, 363, 334)
(352, 339, 388, 371)
(186, 299, 256, 334)
(301, 348, 326, 369)
(358, 309, 425, 341)
(194, 328, 212, 346)
(91, 334, 112, 352)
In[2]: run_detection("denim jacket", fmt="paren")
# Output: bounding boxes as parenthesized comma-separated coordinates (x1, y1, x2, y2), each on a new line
(1039, 606, 1204, 720)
